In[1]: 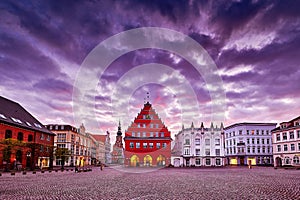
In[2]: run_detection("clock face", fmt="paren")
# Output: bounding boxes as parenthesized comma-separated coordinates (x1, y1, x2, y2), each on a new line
(146, 115, 151, 119)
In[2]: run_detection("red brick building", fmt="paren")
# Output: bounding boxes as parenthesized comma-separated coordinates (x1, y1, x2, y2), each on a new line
(124, 102, 172, 167)
(0, 96, 55, 170)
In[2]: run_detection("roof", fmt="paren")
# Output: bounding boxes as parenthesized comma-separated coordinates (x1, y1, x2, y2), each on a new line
(224, 122, 277, 130)
(92, 134, 107, 143)
(0, 96, 54, 135)
(271, 115, 300, 132)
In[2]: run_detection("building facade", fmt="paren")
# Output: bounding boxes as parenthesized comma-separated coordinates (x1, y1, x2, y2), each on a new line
(172, 122, 226, 167)
(225, 123, 276, 166)
(47, 124, 100, 167)
(92, 131, 111, 164)
(111, 121, 124, 164)
(0, 96, 55, 170)
(124, 102, 172, 167)
(272, 116, 300, 168)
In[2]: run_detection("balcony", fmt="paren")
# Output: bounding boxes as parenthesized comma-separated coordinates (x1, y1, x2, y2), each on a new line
(237, 142, 245, 146)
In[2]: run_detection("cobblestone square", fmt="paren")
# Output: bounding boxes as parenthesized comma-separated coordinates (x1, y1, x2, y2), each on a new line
(0, 167, 299, 200)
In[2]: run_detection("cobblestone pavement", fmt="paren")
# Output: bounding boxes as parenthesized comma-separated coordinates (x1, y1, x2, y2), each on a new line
(0, 167, 299, 200)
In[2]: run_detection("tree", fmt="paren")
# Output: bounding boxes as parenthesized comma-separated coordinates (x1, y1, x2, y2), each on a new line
(54, 147, 71, 170)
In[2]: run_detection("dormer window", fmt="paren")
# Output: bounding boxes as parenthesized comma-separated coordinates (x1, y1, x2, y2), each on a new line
(26, 122, 32, 126)
(34, 123, 42, 128)
(11, 117, 22, 123)
(0, 113, 7, 119)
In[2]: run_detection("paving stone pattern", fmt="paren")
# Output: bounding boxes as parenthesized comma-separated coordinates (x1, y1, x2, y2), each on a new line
(0, 167, 299, 200)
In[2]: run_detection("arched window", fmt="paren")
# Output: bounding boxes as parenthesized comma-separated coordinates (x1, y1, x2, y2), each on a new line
(28, 134, 33, 142)
(284, 157, 291, 165)
(293, 156, 299, 164)
(17, 132, 24, 141)
(5, 130, 12, 139)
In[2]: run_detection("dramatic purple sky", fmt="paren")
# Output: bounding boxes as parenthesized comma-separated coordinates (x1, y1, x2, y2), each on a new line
(1, 0, 300, 142)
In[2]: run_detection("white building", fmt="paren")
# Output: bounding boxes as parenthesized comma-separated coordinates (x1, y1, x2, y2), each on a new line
(172, 122, 226, 167)
(272, 116, 300, 168)
(224, 123, 276, 166)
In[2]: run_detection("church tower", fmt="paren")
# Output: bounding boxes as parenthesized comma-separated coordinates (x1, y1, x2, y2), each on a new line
(111, 121, 124, 164)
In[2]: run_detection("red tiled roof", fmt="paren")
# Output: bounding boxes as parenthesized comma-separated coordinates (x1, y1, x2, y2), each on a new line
(92, 135, 106, 143)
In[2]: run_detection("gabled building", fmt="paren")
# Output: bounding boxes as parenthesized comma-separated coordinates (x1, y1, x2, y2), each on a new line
(224, 123, 276, 166)
(124, 101, 172, 167)
(272, 116, 300, 167)
(0, 96, 55, 170)
(172, 122, 225, 167)
(111, 121, 124, 164)
(92, 131, 111, 164)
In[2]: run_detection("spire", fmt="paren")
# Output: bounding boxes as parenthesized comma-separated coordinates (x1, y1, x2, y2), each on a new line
(191, 122, 194, 128)
(210, 122, 214, 129)
(200, 122, 204, 128)
(220, 122, 224, 129)
(182, 124, 185, 130)
(117, 120, 122, 136)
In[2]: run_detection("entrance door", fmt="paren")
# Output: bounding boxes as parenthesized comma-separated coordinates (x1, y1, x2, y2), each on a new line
(275, 157, 282, 167)
(240, 157, 245, 166)
(186, 158, 190, 167)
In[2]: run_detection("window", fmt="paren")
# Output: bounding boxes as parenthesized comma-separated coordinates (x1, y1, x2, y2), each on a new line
(156, 124, 159, 128)
(290, 132, 294, 139)
(184, 148, 190, 155)
(196, 158, 201, 165)
(162, 143, 167, 148)
(143, 143, 147, 148)
(215, 138, 220, 146)
(233, 139, 236, 145)
(196, 149, 200, 155)
(257, 139, 260, 144)
(160, 132, 164, 137)
(277, 145, 281, 152)
(156, 132, 159, 137)
(256, 130, 259, 135)
(26, 122, 32, 126)
(132, 132, 135, 137)
(252, 138, 255, 144)
(283, 144, 288, 151)
(205, 139, 210, 146)
(247, 147, 250, 153)
(262, 139, 264, 144)
(233, 131, 235, 136)
(266, 130, 269, 135)
(0, 113, 7, 119)
(291, 144, 295, 151)
(17, 132, 23, 141)
(11, 117, 22, 123)
(150, 132, 153, 137)
(283, 132, 287, 140)
(239, 130, 242, 135)
(284, 157, 291, 165)
(156, 143, 161, 149)
(40, 145, 44, 152)
(252, 147, 255, 153)
(261, 130, 264, 135)
(34, 123, 42, 128)
(216, 158, 221, 166)
(205, 149, 210, 156)
(262, 147, 265, 153)
(150, 124, 153, 128)
(267, 139, 270, 144)
(47, 135, 51, 141)
(247, 130, 249, 135)
(5, 130, 12, 139)
(149, 143, 154, 148)
(28, 134, 33, 142)
(215, 149, 220, 156)
(136, 142, 140, 148)
(137, 123, 140, 128)
(185, 139, 190, 145)
(137, 132, 140, 137)
(40, 133, 44, 140)
(276, 134, 280, 141)
(195, 138, 200, 145)
(267, 147, 270, 153)
(143, 124, 146, 128)
(143, 132, 146, 137)
(257, 147, 260, 153)
(205, 158, 211, 166)
(298, 143, 300, 151)
(293, 156, 299, 164)
(247, 139, 250, 144)
(297, 131, 300, 138)
(129, 142, 134, 148)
